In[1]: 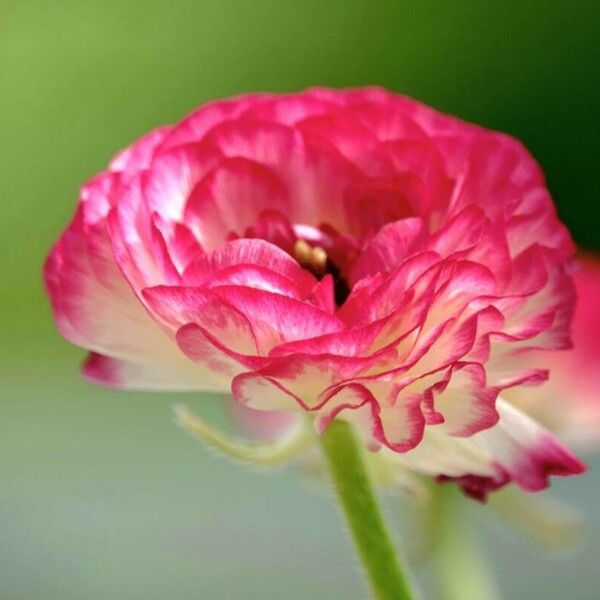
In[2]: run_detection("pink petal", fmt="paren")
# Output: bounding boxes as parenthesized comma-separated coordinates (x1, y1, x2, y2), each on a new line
(184, 157, 291, 250)
(240, 93, 340, 125)
(151, 214, 204, 274)
(109, 126, 172, 177)
(82, 351, 226, 391)
(205, 264, 306, 299)
(389, 400, 585, 501)
(158, 94, 272, 151)
(343, 175, 417, 239)
(228, 396, 302, 441)
(350, 217, 425, 283)
(315, 382, 426, 453)
(233, 349, 397, 411)
(297, 112, 384, 173)
(44, 210, 214, 386)
(176, 323, 263, 379)
(183, 238, 315, 293)
(79, 172, 121, 225)
(144, 142, 222, 221)
(426, 362, 499, 436)
(142, 285, 259, 355)
(209, 286, 344, 352)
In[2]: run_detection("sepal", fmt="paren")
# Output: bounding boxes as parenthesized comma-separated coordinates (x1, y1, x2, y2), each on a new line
(174, 405, 314, 466)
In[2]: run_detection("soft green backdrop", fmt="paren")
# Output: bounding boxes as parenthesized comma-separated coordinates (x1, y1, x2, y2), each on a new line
(2, 1, 599, 598)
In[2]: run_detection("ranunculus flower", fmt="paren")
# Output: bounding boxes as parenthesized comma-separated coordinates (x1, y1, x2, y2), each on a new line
(45, 87, 585, 498)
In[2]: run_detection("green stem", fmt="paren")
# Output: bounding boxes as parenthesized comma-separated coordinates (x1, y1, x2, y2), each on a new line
(433, 485, 502, 600)
(320, 420, 416, 600)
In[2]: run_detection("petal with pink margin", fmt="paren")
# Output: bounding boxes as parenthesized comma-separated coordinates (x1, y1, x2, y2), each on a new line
(44, 209, 221, 391)
(183, 238, 316, 293)
(142, 285, 259, 356)
(350, 217, 425, 283)
(315, 382, 426, 453)
(82, 352, 227, 391)
(109, 126, 172, 178)
(210, 286, 344, 353)
(232, 349, 398, 411)
(184, 156, 291, 250)
(385, 399, 585, 500)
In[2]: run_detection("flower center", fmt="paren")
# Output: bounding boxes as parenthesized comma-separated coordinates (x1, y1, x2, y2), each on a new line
(293, 239, 351, 306)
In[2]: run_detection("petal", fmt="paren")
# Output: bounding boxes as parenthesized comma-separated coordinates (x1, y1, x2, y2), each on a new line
(176, 323, 263, 378)
(144, 142, 222, 220)
(79, 172, 122, 224)
(142, 286, 258, 355)
(44, 209, 217, 390)
(269, 319, 387, 358)
(202, 118, 299, 168)
(386, 400, 585, 500)
(210, 286, 344, 352)
(240, 93, 340, 124)
(184, 157, 291, 249)
(343, 175, 417, 239)
(151, 214, 204, 274)
(350, 217, 425, 283)
(205, 264, 306, 299)
(506, 188, 575, 258)
(358, 251, 441, 323)
(232, 352, 393, 411)
(307, 275, 336, 313)
(82, 352, 224, 391)
(426, 362, 499, 436)
(232, 371, 302, 411)
(198, 118, 359, 229)
(316, 383, 426, 453)
(183, 238, 315, 293)
(227, 396, 302, 442)
(314, 384, 382, 449)
(243, 209, 297, 254)
(297, 112, 384, 173)
(342, 95, 426, 141)
(158, 93, 272, 150)
(107, 176, 163, 290)
(109, 126, 172, 177)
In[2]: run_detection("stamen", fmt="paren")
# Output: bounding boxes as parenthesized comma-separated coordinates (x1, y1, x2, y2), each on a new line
(293, 238, 351, 306)
(293, 239, 312, 265)
(311, 246, 328, 274)
(293, 239, 327, 277)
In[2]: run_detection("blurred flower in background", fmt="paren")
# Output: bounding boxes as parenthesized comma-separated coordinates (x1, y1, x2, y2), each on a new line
(503, 253, 600, 449)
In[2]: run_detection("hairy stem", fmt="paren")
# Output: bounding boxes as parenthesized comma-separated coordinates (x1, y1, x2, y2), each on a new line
(320, 420, 416, 600)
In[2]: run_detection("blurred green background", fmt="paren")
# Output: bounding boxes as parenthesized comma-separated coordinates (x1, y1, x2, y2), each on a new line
(1, 1, 599, 598)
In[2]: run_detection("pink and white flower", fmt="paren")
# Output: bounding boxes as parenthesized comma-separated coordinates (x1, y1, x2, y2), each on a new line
(44, 87, 585, 498)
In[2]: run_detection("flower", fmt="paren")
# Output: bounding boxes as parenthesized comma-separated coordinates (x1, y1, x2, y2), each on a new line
(45, 87, 585, 498)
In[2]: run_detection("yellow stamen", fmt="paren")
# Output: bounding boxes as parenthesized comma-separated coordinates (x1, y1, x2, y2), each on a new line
(311, 246, 328, 274)
(293, 239, 328, 276)
(293, 239, 312, 265)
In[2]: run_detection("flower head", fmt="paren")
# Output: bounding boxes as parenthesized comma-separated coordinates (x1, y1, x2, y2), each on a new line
(45, 88, 585, 497)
